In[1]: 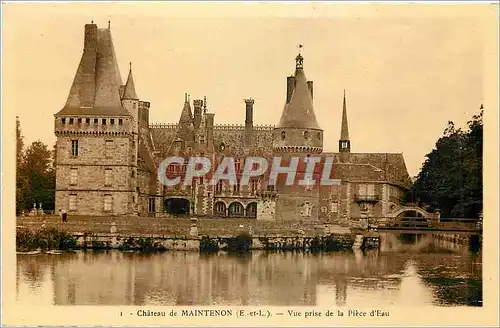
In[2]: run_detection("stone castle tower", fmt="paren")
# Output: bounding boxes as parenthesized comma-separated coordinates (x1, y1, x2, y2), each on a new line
(54, 23, 157, 216)
(272, 53, 324, 221)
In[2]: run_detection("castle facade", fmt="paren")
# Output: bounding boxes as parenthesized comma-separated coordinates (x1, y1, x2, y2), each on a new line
(54, 23, 435, 223)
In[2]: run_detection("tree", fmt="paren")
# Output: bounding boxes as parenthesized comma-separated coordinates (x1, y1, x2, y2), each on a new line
(412, 108, 483, 218)
(18, 140, 56, 212)
(16, 117, 26, 214)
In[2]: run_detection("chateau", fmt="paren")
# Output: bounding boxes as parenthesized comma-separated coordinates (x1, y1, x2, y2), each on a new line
(54, 23, 435, 223)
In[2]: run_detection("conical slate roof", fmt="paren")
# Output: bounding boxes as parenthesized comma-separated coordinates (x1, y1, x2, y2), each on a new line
(341, 90, 349, 140)
(277, 55, 320, 130)
(122, 64, 138, 100)
(56, 24, 129, 116)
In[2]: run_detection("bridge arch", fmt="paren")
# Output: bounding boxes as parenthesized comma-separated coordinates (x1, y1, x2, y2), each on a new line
(393, 206, 435, 219)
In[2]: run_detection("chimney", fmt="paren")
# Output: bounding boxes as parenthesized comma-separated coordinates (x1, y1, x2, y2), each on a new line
(244, 98, 254, 147)
(84, 23, 98, 51)
(286, 75, 295, 104)
(205, 113, 215, 151)
(307, 81, 313, 101)
(193, 99, 203, 130)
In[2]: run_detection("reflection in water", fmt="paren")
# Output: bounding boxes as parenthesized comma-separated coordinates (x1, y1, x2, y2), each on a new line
(16, 234, 482, 307)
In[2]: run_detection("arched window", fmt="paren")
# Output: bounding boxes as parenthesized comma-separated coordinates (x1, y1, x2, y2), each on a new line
(246, 203, 257, 218)
(303, 131, 310, 140)
(281, 131, 286, 140)
(214, 202, 226, 216)
(228, 202, 244, 217)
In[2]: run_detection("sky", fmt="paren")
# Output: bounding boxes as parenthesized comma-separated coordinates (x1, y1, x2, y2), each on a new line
(2, 3, 493, 176)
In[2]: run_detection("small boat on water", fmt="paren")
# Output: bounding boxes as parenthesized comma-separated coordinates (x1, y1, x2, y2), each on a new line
(17, 250, 42, 255)
(46, 250, 64, 255)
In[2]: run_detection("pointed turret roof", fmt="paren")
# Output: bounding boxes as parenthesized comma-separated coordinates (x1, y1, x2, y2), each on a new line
(122, 62, 138, 100)
(56, 23, 129, 116)
(179, 94, 194, 125)
(277, 54, 320, 130)
(341, 90, 349, 140)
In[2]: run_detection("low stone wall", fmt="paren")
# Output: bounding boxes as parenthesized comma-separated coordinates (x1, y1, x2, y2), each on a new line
(69, 232, 358, 252)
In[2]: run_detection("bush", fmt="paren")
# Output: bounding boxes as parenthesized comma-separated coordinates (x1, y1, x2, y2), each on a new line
(226, 232, 252, 252)
(16, 227, 77, 251)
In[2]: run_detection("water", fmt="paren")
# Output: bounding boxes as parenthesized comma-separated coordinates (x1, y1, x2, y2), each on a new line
(16, 234, 482, 307)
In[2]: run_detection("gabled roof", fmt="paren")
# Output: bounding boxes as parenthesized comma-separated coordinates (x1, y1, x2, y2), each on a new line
(278, 54, 321, 130)
(56, 24, 130, 117)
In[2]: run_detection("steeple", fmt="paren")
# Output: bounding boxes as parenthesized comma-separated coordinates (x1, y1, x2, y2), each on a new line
(277, 53, 320, 130)
(122, 62, 138, 100)
(339, 90, 351, 158)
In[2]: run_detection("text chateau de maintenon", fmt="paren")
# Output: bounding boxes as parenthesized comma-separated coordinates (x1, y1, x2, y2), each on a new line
(53, 23, 436, 223)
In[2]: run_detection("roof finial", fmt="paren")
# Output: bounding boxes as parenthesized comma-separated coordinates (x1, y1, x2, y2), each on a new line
(184, 93, 188, 103)
(91, 20, 94, 24)
(129, 61, 132, 71)
(203, 96, 207, 113)
(295, 44, 304, 69)
(188, 94, 191, 102)
(108, 20, 111, 29)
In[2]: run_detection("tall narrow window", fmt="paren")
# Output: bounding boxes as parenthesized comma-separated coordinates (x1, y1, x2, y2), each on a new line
(215, 180, 223, 194)
(235, 158, 241, 172)
(251, 179, 259, 195)
(110, 118, 115, 125)
(71, 140, 79, 157)
(105, 140, 113, 158)
(103, 195, 112, 211)
(233, 180, 240, 193)
(118, 119, 123, 125)
(104, 168, 112, 186)
(69, 118, 74, 125)
(69, 194, 77, 211)
(148, 198, 155, 213)
(70, 168, 78, 186)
